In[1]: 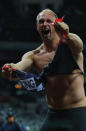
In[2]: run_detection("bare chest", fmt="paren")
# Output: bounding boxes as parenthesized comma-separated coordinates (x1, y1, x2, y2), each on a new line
(33, 51, 55, 72)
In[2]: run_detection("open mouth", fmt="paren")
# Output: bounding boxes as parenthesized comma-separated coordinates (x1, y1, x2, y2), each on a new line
(42, 30, 50, 35)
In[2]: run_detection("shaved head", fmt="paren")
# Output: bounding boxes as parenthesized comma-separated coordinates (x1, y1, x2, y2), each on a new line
(36, 9, 58, 23)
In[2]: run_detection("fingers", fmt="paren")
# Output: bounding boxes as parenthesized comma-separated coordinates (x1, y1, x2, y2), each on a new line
(2, 64, 14, 80)
(54, 21, 69, 37)
(2, 64, 15, 71)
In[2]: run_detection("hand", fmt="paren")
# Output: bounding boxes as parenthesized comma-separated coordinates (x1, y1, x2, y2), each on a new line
(54, 21, 69, 39)
(2, 64, 16, 80)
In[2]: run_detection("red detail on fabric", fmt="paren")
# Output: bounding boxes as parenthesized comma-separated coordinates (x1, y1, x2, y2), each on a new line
(55, 16, 64, 23)
(2, 65, 7, 70)
(2, 65, 16, 71)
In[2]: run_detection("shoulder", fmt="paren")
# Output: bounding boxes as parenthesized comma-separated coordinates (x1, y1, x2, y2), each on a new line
(22, 44, 44, 60)
(33, 44, 44, 54)
(22, 51, 34, 60)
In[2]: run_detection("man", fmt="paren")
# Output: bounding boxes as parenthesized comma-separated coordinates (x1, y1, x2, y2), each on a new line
(2, 9, 86, 131)
(1, 111, 26, 131)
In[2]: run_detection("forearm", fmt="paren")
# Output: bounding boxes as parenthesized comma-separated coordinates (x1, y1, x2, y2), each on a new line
(13, 60, 33, 72)
(2, 59, 33, 80)
(2, 50, 34, 80)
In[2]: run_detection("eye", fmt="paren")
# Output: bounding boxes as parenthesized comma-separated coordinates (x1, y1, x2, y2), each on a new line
(39, 19, 44, 24)
(47, 19, 52, 23)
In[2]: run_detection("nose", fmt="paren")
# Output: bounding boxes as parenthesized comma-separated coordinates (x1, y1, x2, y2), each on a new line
(43, 21, 48, 26)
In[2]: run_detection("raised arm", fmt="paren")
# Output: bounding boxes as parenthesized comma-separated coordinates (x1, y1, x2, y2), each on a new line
(54, 21, 83, 54)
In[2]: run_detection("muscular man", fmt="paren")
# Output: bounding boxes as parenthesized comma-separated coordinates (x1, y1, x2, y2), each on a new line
(2, 9, 86, 131)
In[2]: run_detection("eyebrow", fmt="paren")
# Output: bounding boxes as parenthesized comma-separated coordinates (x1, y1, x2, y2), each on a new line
(39, 19, 44, 23)
(38, 18, 53, 23)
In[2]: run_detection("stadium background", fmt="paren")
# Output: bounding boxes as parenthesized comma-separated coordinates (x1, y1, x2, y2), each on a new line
(0, 0, 86, 130)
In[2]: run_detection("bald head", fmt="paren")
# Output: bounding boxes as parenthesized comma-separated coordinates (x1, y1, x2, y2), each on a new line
(36, 9, 58, 23)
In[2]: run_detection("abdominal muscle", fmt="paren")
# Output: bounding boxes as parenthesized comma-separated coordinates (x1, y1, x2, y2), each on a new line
(45, 72, 86, 109)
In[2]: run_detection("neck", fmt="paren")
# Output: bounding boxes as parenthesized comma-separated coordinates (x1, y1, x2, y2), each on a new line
(43, 35, 60, 51)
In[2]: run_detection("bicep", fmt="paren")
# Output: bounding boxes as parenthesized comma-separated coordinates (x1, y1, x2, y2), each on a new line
(15, 51, 34, 72)
(15, 59, 33, 72)
(14, 45, 43, 72)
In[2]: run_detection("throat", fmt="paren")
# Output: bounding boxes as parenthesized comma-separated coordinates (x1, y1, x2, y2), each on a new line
(44, 36, 60, 51)
(45, 43, 59, 52)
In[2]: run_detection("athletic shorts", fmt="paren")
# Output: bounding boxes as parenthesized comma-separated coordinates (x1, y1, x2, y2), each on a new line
(40, 106, 86, 131)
